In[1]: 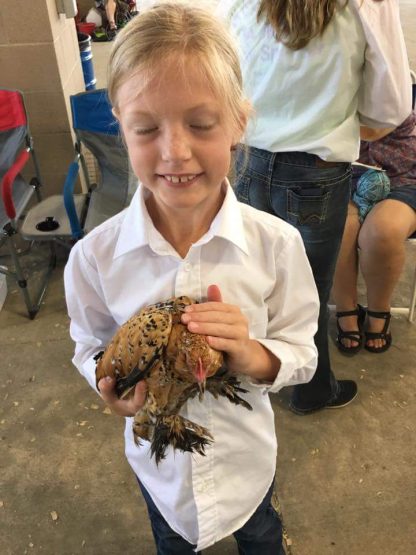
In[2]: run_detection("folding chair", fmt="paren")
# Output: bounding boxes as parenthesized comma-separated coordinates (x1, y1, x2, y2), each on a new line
(392, 73, 416, 322)
(407, 75, 416, 321)
(63, 88, 136, 237)
(1, 88, 135, 318)
(405, 234, 416, 322)
(21, 88, 135, 244)
(0, 89, 55, 319)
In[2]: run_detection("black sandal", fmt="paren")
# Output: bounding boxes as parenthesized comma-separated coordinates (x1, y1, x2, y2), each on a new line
(364, 310, 392, 353)
(335, 304, 366, 355)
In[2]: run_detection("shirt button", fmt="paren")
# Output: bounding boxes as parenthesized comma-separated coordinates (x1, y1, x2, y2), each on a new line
(184, 263, 191, 272)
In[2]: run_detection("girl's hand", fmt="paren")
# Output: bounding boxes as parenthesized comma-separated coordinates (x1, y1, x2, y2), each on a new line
(97, 377, 147, 417)
(181, 285, 280, 380)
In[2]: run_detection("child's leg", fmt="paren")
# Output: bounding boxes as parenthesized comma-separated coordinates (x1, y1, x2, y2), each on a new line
(138, 480, 200, 555)
(233, 481, 285, 555)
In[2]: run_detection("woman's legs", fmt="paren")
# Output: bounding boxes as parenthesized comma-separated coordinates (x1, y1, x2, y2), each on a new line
(359, 199, 416, 349)
(332, 202, 362, 349)
(105, 0, 117, 29)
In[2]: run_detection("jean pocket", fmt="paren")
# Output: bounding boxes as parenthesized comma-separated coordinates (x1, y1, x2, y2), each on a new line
(287, 188, 330, 227)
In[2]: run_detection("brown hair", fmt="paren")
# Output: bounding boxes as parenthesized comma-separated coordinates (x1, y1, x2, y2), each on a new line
(108, 2, 250, 137)
(257, 0, 349, 50)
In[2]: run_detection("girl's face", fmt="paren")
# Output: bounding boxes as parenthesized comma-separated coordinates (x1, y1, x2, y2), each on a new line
(115, 58, 241, 219)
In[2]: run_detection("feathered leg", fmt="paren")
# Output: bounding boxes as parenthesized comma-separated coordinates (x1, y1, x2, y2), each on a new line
(151, 415, 212, 464)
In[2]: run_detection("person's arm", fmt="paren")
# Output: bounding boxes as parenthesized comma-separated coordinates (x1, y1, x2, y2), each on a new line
(64, 241, 145, 415)
(354, 0, 412, 129)
(360, 126, 394, 142)
(181, 229, 319, 391)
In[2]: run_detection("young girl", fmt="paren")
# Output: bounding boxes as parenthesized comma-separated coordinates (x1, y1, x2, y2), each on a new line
(64, 4, 319, 553)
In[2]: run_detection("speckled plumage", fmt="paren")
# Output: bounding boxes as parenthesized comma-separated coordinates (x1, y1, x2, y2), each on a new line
(95, 296, 252, 463)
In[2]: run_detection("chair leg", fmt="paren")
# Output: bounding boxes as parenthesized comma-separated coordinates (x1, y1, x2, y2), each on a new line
(6, 233, 38, 318)
(5, 233, 56, 319)
(409, 265, 416, 323)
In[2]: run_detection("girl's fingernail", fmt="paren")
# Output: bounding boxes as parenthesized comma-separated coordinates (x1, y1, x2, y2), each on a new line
(105, 376, 113, 382)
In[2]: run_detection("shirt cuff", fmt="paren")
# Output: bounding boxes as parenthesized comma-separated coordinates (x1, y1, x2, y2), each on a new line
(248, 338, 317, 393)
(80, 354, 101, 394)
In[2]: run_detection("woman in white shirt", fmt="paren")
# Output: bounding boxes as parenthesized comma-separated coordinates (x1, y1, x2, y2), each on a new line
(217, 0, 412, 414)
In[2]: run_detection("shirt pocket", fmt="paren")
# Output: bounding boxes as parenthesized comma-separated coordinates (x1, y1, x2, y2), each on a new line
(241, 306, 268, 339)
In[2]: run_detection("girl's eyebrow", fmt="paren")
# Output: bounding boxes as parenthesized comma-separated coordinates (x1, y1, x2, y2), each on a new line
(125, 104, 219, 117)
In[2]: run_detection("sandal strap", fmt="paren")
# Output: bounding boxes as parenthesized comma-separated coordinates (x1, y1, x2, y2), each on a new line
(338, 330, 362, 341)
(336, 308, 361, 318)
(366, 310, 391, 320)
(366, 310, 391, 336)
(365, 331, 390, 340)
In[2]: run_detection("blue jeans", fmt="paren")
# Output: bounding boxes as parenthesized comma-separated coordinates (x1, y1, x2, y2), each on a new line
(138, 478, 284, 555)
(235, 147, 352, 410)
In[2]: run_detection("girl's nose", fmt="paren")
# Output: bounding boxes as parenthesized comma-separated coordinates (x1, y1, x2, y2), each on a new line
(160, 129, 192, 162)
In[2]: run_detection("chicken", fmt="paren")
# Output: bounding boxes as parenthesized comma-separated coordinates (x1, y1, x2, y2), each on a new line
(95, 296, 252, 463)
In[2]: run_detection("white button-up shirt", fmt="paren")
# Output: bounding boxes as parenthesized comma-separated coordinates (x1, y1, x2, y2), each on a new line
(216, 0, 411, 162)
(64, 182, 319, 551)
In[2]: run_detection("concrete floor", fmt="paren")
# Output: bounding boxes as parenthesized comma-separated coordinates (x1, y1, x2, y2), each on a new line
(1, 3, 416, 554)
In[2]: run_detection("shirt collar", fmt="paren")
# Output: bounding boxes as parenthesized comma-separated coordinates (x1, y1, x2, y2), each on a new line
(114, 179, 249, 259)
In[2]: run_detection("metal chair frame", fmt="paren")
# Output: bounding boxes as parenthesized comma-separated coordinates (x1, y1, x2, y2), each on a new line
(0, 89, 56, 319)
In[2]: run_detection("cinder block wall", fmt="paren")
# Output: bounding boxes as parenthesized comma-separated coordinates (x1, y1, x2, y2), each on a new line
(0, 0, 85, 196)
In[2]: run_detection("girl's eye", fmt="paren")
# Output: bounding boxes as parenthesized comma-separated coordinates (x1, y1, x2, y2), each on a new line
(190, 123, 215, 131)
(134, 127, 157, 135)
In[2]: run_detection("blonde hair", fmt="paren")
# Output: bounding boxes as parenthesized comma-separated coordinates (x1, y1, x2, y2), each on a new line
(108, 2, 250, 137)
(257, 0, 349, 50)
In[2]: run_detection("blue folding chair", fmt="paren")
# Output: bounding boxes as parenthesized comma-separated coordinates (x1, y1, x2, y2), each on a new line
(22, 88, 135, 243)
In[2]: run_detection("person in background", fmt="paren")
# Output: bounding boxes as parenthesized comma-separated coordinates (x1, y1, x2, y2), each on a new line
(65, 4, 319, 553)
(333, 110, 416, 354)
(217, 0, 412, 414)
(94, 0, 117, 30)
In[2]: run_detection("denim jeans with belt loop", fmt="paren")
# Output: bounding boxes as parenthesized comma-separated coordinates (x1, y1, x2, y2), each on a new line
(235, 147, 352, 411)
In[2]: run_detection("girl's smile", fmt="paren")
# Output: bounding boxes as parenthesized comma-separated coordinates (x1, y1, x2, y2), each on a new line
(160, 173, 202, 185)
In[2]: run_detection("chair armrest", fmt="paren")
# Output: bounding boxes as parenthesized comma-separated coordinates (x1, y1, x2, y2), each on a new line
(1, 149, 30, 219)
(63, 159, 83, 239)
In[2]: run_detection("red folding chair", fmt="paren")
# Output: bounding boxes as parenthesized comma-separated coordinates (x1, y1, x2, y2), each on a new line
(0, 89, 56, 319)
